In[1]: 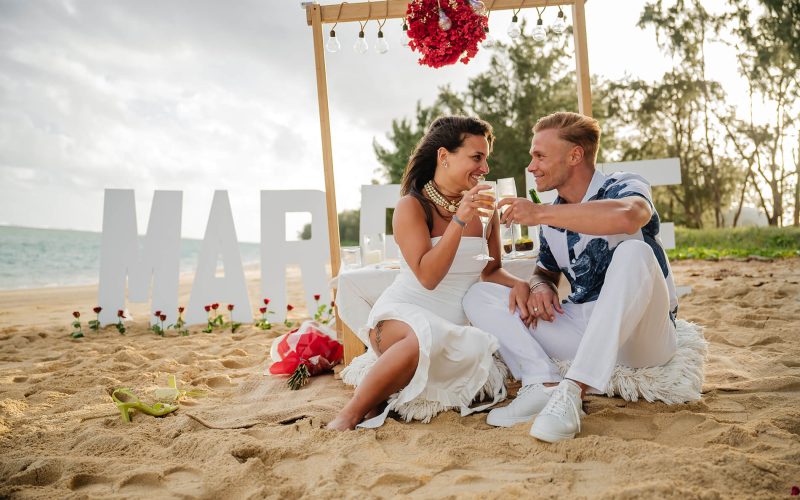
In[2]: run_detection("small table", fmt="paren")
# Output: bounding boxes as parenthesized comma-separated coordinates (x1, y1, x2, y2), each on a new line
(332, 256, 539, 359)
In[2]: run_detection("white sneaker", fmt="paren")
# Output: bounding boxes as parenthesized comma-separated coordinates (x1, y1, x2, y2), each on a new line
(530, 379, 583, 442)
(486, 383, 554, 427)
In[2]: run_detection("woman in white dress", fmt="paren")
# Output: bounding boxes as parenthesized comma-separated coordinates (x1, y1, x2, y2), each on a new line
(327, 116, 534, 430)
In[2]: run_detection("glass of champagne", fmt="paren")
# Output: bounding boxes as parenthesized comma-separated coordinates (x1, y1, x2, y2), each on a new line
(473, 180, 496, 261)
(497, 178, 518, 258)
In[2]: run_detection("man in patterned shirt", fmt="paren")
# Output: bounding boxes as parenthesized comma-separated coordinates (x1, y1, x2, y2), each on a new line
(464, 112, 678, 443)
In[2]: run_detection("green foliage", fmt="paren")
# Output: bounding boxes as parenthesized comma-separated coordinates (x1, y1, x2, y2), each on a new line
(298, 208, 360, 247)
(668, 226, 800, 260)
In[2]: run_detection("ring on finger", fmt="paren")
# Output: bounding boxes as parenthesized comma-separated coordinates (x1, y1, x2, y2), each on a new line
(471, 194, 476, 202)
(533, 307, 539, 312)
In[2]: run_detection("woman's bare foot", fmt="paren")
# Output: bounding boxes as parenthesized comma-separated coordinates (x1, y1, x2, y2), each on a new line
(325, 411, 361, 431)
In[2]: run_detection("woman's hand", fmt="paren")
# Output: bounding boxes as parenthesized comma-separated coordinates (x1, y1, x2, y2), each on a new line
(455, 184, 493, 224)
(527, 282, 563, 323)
(508, 281, 533, 327)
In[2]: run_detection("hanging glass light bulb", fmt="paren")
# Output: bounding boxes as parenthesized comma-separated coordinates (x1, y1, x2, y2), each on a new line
(438, 8, 452, 31)
(507, 14, 521, 39)
(325, 29, 341, 53)
(532, 17, 547, 42)
(375, 30, 389, 54)
(469, 0, 487, 16)
(401, 19, 410, 48)
(483, 26, 496, 48)
(552, 7, 567, 34)
(353, 30, 369, 54)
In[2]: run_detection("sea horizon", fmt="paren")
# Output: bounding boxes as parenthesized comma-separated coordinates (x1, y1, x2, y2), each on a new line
(0, 225, 262, 291)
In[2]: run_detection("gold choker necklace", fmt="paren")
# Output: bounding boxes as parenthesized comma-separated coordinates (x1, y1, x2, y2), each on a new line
(423, 180, 462, 213)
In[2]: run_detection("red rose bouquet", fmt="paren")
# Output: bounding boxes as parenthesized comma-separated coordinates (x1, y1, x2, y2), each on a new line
(407, 0, 487, 68)
(269, 320, 344, 390)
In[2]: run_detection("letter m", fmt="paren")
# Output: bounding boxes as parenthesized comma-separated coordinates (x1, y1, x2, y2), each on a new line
(97, 189, 182, 325)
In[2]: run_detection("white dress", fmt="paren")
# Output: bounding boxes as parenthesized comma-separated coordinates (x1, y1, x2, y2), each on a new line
(341, 236, 508, 428)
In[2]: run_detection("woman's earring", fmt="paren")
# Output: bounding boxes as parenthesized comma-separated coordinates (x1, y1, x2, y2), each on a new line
(443, 161, 448, 168)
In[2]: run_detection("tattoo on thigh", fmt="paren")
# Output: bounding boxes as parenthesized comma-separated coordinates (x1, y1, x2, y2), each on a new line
(375, 320, 384, 353)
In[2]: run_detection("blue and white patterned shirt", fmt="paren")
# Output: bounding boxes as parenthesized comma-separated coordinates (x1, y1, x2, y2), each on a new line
(537, 170, 678, 317)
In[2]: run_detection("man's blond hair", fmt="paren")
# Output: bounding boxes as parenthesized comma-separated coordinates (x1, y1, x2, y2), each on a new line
(533, 112, 601, 165)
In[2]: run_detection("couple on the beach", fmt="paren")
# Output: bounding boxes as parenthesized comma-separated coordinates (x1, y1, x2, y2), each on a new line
(328, 112, 678, 443)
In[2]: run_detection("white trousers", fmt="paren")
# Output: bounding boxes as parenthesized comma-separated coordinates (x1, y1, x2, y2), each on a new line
(464, 240, 677, 392)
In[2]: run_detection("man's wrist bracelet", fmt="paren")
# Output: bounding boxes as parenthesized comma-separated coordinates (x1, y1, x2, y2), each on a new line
(452, 215, 467, 228)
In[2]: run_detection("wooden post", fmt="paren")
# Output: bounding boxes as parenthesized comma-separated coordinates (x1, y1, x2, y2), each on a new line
(572, 0, 592, 116)
(309, 4, 366, 364)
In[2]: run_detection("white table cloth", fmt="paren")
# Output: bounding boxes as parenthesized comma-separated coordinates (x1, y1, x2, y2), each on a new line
(332, 257, 539, 345)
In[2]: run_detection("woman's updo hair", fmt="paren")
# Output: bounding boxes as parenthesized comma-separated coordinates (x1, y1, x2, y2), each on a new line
(400, 115, 494, 231)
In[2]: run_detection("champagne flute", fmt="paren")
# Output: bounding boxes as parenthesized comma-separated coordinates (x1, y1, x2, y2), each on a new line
(473, 180, 496, 261)
(497, 178, 518, 258)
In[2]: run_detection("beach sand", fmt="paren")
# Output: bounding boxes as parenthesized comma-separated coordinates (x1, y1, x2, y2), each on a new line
(1, 260, 799, 498)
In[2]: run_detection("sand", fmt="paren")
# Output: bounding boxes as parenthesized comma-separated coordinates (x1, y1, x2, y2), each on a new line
(1, 259, 799, 498)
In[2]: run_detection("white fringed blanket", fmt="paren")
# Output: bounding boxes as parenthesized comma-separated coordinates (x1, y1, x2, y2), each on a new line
(341, 319, 706, 423)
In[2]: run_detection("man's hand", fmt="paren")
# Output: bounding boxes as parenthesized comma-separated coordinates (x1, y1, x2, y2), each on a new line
(498, 197, 542, 227)
(528, 282, 564, 322)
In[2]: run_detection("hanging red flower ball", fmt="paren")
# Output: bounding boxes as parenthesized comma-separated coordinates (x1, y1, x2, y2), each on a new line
(406, 0, 487, 68)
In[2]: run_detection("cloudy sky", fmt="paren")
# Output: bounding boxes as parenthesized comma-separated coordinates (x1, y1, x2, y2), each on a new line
(0, 0, 745, 242)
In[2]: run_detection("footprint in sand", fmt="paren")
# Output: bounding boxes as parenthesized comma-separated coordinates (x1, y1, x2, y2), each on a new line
(193, 375, 233, 388)
(118, 468, 205, 497)
(220, 358, 251, 369)
(6, 458, 63, 486)
(68, 473, 113, 493)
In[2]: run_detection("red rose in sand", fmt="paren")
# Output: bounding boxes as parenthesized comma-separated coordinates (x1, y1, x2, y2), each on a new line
(227, 304, 234, 311)
(287, 304, 294, 311)
(159, 314, 167, 322)
(117, 310, 124, 318)
(93, 306, 102, 314)
(792, 486, 799, 496)
(72, 311, 80, 318)
(178, 306, 185, 313)
(263, 298, 270, 305)
(204, 305, 211, 312)
(314, 294, 321, 301)
(259, 307, 267, 314)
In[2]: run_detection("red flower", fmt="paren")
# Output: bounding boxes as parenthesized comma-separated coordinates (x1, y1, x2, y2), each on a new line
(263, 298, 270, 305)
(287, 304, 294, 311)
(204, 305, 211, 312)
(227, 304, 234, 311)
(159, 314, 167, 321)
(178, 306, 185, 313)
(72, 311, 80, 318)
(212, 303, 219, 310)
(314, 294, 321, 301)
(154, 310, 162, 317)
(117, 310, 125, 318)
(259, 307, 267, 314)
(792, 486, 799, 496)
(330, 301, 335, 308)
(406, 0, 487, 68)
(93, 306, 102, 314)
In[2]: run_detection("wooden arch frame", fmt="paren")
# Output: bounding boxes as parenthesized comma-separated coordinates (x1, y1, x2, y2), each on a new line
(304, 0, 592, 364)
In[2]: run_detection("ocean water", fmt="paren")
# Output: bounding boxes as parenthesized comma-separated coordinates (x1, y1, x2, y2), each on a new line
(0, 226, 261, 290)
